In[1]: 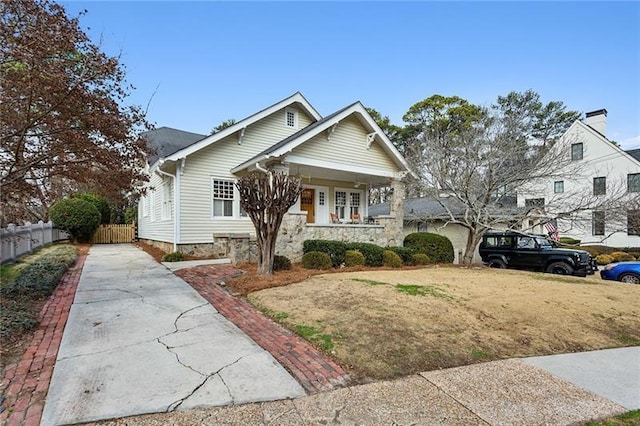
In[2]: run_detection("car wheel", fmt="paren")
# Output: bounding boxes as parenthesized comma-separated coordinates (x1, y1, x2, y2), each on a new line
(619, 273, 640, 284)
(488, 259, 507, 269)
(546, 262, 574, 275)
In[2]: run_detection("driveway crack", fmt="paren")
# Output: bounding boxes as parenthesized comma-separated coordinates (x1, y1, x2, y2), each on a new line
(166, 355, 246, 412)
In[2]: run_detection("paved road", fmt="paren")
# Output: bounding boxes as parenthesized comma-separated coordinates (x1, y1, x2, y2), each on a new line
(41, 245, 304, 426)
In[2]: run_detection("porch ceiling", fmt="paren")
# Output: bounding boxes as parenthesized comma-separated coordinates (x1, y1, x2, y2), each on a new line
(290, 163, 392, 187)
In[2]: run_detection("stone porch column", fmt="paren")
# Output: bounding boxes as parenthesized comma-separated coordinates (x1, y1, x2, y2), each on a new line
(386, 178, 405, 245)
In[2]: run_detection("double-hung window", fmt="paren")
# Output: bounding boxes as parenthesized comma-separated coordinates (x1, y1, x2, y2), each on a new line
(592, 211, 605, 236)
(628, 210, 640, 236)
(554, 181, 564, 193)
(212, 179, 235, 218)
(593, 177, 606, 196)
(335, 191, 347, 219)
(571, 143, 583, 161)
(161, 180, 172, 220)
(628, 173, 640, 193)
(334, 189, 364, 221)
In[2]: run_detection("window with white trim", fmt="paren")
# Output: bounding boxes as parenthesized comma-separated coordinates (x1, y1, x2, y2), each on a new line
(142, 194, 149, 217)
(335, 191, 346, 219)
(161, 180, 172, 220)
(212, 179, 234, 217)
(571, 143, 583, 161)
(350, 192, 361, 217)
(554, 181, 564, 193)
(150, 190, 156, 222)
(285, 108, 297, 128)
(334, 189, 364, 221)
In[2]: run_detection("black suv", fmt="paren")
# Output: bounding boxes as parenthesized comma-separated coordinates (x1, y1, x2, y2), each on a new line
(479, 231, 597, 277)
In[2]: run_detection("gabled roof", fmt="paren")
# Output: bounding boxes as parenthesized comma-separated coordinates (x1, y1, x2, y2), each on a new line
(625, 148, 640, 162)
(231, 101, 412, 174)
(570, 120, 640, 167)
(158, 92, 321, 167)
(142, 127, 207, 165)
(369, 196, 521, 220)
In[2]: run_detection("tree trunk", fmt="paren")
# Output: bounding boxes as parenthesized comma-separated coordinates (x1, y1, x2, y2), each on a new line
(462, 229, 484, 265)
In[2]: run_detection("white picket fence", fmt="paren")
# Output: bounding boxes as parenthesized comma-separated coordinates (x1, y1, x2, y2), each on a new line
(0, 221, 69, 264)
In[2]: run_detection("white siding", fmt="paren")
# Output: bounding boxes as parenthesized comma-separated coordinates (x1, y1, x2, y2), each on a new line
(138, 172, 174, 243)
(179, 107, 314, 243)
(518, 121, 640, 247)
(291, 116, 399, 173)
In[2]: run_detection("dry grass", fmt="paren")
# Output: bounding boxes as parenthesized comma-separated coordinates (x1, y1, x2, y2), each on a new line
(248, 266, 640, 381)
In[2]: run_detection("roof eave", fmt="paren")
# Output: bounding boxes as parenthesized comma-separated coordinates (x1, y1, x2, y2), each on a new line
(165, 92, 321, 163)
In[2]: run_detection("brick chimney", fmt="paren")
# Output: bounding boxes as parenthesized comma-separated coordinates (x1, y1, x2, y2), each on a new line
(585, 109, 607, 136)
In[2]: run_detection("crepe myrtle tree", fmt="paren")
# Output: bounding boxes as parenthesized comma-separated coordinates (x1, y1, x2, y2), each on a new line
(403, 92, 584, 264)
(236, 171, 302, 275)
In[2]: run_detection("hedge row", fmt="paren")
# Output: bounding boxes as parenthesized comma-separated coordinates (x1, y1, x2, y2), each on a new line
(1, 245, 78, 339)
(302, 233, 454, 268)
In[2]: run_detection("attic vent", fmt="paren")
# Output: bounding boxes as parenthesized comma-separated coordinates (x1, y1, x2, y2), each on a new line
(285, 108, 297, 128)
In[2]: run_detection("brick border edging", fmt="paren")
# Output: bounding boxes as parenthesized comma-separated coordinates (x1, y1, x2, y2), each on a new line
(0, 255, 86, 426)
(178, 268, 350, 394)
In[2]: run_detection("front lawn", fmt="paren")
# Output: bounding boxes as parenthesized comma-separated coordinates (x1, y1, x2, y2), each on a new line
(247, 267, 640, 381)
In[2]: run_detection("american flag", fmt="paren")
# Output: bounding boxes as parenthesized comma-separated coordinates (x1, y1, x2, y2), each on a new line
(544, 219, 559, 241)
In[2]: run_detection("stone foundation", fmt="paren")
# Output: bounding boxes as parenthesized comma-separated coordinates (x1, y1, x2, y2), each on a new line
(143, 212, 402, 264)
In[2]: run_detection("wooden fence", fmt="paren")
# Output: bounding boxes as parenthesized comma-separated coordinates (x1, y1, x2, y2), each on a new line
(91, 224, 136, 244)
(1, 221, 69, 264)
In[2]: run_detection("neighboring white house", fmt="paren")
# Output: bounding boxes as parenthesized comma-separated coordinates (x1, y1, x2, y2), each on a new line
(138, 92, 413, 261)
(517, 109, 640, 248)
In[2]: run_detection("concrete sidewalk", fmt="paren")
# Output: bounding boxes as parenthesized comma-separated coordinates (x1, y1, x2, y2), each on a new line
(93, 354, 634, 425)
(41, 244, 304, 426)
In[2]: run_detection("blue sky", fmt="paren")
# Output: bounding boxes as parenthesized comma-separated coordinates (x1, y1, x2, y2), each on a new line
(62, 1, 640, 149)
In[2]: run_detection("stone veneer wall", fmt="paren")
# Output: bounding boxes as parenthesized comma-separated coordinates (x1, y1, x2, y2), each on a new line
(144, 212, 404, 264)
(275, 212, 403, 262)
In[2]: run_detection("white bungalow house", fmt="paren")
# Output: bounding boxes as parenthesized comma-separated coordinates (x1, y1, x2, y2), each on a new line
(517, 109, 640, 248)
(138, 93, 412, 261)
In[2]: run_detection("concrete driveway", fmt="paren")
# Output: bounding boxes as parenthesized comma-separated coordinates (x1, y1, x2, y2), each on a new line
(41, 244, 304, 426)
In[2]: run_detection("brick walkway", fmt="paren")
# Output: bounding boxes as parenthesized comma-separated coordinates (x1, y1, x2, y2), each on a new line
(176, 265, 350, 394)
(0, 256, 86, 426)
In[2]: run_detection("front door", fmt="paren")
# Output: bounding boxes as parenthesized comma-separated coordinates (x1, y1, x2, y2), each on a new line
(300, 188, 315, 223)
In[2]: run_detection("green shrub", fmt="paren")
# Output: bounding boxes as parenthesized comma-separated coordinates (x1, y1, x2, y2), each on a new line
(73, 192, 111, 224)
(303, 240, 347, 267)
(412, 253, 431, 265)
(161, 251, 184, 262)
(610, 251, 635, 262)
(273, 255, 292, 271)
(387, 246, 415, 265)
(579, 245, 617, 257)
(0, 300, 38, 340)
(301, 251, 332, 270)
(345, 242, 385, 267)
(383, 250, 403, 268)
(50, 198, 101, 242)
(559, 237, 581, 245)
(344, 250, 365, 267)
(595, 254, 614, 265)
(404, 233, 454, 263)
(124, 206, 137, 224)
(1, 245, 77, 299)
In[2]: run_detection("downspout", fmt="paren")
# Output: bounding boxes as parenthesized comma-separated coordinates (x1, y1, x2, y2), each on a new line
(255, 162, 269, 174)
(155, 161, 178, 252)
